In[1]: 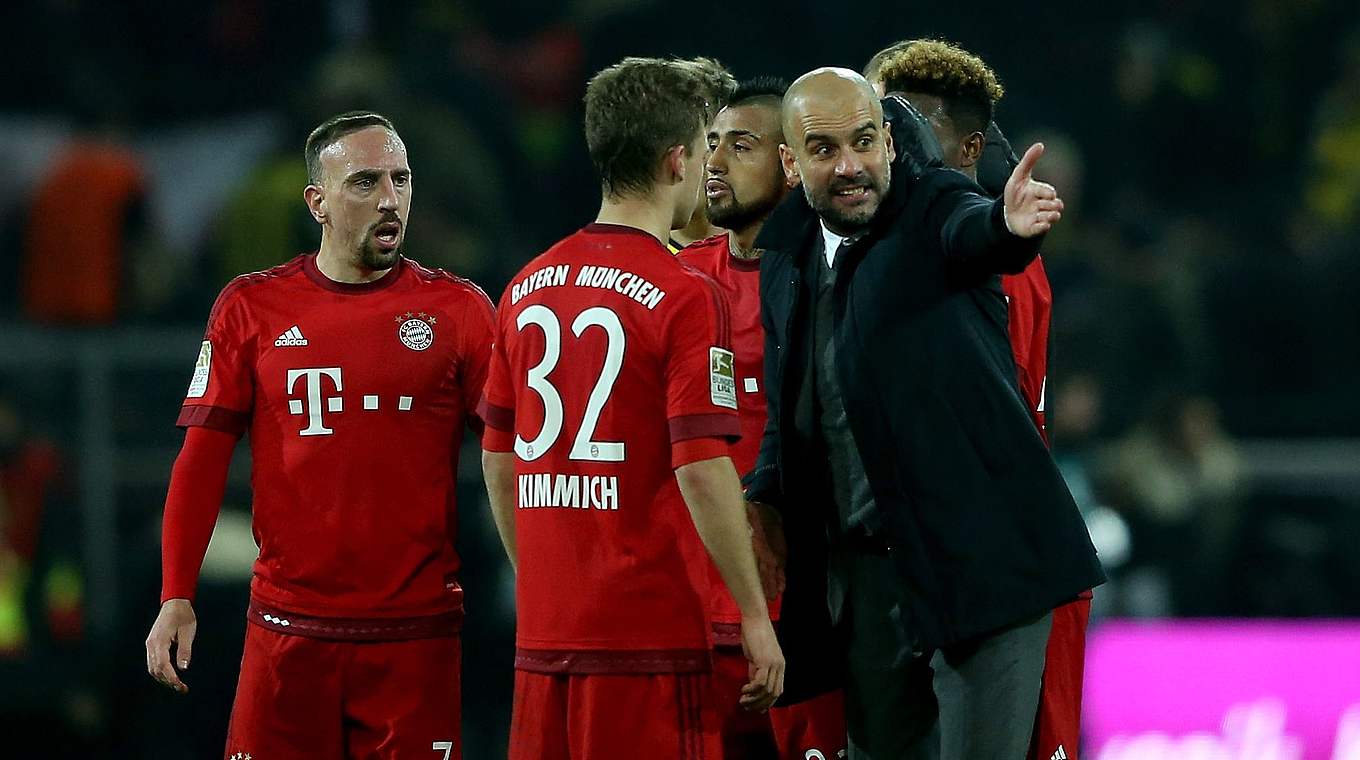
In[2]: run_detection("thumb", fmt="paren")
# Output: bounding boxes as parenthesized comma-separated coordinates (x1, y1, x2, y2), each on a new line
(176, 623, 196, 670)
(748, 660, 769, 686)
(1012, 142, 1045, 185)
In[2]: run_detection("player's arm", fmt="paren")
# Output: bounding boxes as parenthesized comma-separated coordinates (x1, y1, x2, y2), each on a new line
(675, 453, 785, 710)
(666, 280, 784, 708)
(481, 450, 517, 571)
(458, 285, 498, 438)
(477, 307, 518, 571)
(146, 426, 237, 694)
(149, 290, 253, 694)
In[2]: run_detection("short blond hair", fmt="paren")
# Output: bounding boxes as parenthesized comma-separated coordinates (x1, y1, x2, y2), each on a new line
(679, 56, 738, 113)
(584, 58, 713, 198)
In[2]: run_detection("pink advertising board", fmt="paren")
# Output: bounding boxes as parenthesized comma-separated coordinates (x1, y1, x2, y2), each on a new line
(1084, 620, 1360, 760)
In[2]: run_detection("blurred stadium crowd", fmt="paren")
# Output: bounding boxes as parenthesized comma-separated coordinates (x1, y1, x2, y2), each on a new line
(2, 0, 1359, 756)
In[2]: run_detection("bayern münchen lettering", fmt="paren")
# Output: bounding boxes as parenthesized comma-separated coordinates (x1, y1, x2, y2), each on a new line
(573, 265, 666, 310)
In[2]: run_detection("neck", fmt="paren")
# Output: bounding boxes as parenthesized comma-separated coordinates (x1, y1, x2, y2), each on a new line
(315, 234, 393, 284)
(595, 194, 675, 249)
(729, 221, 763, 260)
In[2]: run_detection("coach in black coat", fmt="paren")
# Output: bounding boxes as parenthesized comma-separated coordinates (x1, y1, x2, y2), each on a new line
(746, 69, 1105, 758)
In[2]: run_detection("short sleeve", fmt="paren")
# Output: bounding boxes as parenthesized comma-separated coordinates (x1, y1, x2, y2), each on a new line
(454, 285, 497, 431)
(477, 294, 516, 453)
(663, 276, 741, 455)
(176, 286, 254, 436)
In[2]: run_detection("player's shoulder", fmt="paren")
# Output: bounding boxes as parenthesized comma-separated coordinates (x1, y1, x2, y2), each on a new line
(209, 254, 310, 321)
(505, 229, 588, 279)
(403, 257, 495, 313)
(674, 234, 729, 270)
(665, 249, 729, 312)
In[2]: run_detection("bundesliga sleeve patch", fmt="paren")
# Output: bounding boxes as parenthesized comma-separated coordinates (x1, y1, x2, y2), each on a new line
(187, 340, 212, 398)
(709, 347, 737, 409)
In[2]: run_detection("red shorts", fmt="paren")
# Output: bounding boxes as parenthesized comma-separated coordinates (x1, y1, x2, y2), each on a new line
(1028, 595, 1092, 760)
(712, 647, 847, 760)
(712, 648, 779, 757)
(224, 622, 461, 760)
(769, 688, 846, 760)
(509, 669, 720, 760)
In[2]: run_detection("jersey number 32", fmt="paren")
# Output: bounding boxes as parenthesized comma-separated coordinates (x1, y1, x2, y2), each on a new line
(514, 305, 625, 463)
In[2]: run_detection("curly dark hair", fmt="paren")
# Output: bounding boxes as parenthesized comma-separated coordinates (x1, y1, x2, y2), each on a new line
(865, 39, 1005, 136)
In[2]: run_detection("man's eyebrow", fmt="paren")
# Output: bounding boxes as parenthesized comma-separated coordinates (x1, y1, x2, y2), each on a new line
(345, 167, 411, 181)
(726, 129, 759, 140)
(804, 121, 878, 145)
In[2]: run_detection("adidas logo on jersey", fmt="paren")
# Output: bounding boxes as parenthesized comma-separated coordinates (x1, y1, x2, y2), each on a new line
(1051, 745, 1068, 760)
(274, 326, 308, 347)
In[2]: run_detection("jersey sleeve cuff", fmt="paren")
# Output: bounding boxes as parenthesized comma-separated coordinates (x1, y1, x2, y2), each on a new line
(668, 412, 741, 444)
(671, 436, 730, 468)
(482, 425, 515, 453)
(477, 397, 515, 432)
(160, 588, 196, 604)
(176, 404, 249, 436)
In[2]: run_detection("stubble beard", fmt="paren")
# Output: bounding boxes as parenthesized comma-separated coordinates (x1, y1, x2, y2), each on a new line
(358, 238, 400, 271)
(708, 166, 786, 234)
(806, 162, 891, 235)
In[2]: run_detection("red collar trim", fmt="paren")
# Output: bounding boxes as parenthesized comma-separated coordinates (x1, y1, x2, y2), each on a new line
(583, 223, 670, 253)
(303, 252, 403, 294)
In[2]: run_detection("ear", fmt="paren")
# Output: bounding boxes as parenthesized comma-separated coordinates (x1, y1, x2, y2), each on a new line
(883, 121, 896, 164)
(779, 143, 801, 185)
(664, 144, 688, 186)
(304, 184, 327, 224)
(960, 131, 984, 169)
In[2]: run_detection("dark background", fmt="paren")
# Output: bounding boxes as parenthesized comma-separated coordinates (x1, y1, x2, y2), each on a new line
(2, 0, 1358, 756)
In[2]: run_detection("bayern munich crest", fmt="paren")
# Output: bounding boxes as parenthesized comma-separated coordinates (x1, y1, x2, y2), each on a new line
(395, 311, 436, 351)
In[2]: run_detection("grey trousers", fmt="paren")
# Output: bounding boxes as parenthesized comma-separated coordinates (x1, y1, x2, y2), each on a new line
(837, 551, 1052, 760)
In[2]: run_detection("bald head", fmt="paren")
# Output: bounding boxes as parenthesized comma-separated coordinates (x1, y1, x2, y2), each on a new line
(782, 68, 883, 141)
(778, 67, 895, 236)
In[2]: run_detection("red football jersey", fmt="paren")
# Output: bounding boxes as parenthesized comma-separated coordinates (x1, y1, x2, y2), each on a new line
(676, 235, 781, 637)
(480, 223, 740, 673)
(177, 253, 494, 625)
(1001, 256, 1051, 443)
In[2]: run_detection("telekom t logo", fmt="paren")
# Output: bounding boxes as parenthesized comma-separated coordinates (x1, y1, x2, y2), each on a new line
(286, 367, 416, 436)
(287, 367, 344, 436)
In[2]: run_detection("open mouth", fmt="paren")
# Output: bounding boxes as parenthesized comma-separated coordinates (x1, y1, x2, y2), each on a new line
(705, 179, 731, 199)
(373, 221, 402, 250)
(833, 186, 870, 200)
